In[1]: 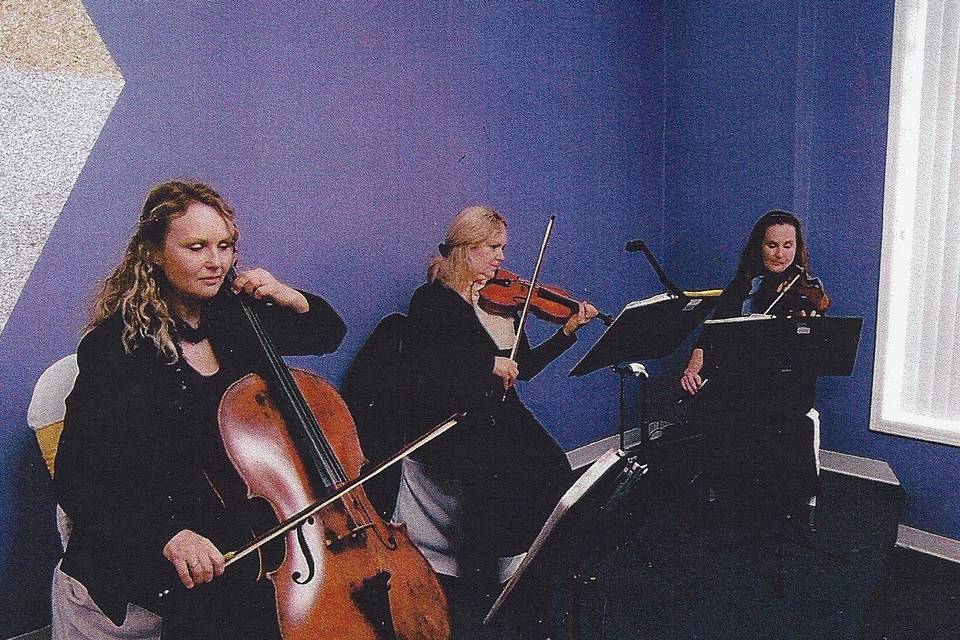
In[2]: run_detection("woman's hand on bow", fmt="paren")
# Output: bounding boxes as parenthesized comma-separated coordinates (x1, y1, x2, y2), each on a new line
(163, 529, 226, 588)
(493, 356, 519, 390)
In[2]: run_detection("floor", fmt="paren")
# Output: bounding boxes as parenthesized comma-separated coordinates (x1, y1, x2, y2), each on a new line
(13, 449, 960, 640)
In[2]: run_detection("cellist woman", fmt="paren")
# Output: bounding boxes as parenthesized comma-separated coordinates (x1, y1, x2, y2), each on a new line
(394, 205, 597, 635)
(52, 181, 346, 639)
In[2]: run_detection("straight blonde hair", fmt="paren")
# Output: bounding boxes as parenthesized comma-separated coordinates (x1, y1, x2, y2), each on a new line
(428, 205, 506, 292)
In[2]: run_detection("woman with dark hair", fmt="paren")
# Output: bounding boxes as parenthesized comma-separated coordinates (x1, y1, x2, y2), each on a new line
(680, 210, 826, 518)
(52, 181, 346, 639)
(394, 205, 597, 635)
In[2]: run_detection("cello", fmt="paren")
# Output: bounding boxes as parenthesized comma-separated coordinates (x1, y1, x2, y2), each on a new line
(212, 269, 452, 639)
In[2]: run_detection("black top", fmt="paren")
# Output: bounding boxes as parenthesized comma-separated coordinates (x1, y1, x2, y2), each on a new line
(407, 282, 574, 407)
(404, 280, 576, 450)
(402, 280, 577, 555)
(54, 287, 346, 624)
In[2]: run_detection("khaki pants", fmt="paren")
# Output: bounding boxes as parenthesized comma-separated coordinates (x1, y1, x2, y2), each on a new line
(51, 561, 162, 640)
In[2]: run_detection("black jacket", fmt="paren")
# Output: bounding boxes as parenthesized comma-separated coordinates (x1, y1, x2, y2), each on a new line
(403, 280, 577, 555)
(54, 288, 345, 624)
(404, 280, 576, 432)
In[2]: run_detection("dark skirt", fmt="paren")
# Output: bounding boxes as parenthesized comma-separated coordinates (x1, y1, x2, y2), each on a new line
(412, 394, 575, 562)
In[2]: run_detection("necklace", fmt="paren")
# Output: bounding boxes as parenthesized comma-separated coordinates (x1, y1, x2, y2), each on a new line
(175, 318, 207, 344)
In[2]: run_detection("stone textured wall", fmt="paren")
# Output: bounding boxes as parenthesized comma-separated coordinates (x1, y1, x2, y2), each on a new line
(0, 0, 123, 334)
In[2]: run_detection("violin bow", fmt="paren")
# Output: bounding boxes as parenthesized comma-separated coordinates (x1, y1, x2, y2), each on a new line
(503, 215, 556, 400)
(762, 265, 804, 315)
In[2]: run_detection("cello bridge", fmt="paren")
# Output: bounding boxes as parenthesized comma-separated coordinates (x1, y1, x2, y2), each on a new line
(324, 522, 375, 550)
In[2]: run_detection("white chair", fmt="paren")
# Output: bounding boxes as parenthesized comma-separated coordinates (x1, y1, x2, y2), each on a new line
(28, 354, 78, 549)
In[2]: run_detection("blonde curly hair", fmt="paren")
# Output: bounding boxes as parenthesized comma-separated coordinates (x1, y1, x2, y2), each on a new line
(428, 205, 506, 292)
(88, 181, 238, 362)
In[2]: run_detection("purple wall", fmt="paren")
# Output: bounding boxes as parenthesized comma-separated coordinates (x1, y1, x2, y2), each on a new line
(660, 0, 960, 543)
(8, 1, 957, 636)
(0, 2, 664, 634)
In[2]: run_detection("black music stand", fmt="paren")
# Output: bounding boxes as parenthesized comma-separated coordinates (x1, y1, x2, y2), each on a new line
(569, 292, 718, 450)
(483, 448, 642, 632)
(483, 294, 718, 636)
(697, 314, 863, 596)
(699, 315, 863, 379)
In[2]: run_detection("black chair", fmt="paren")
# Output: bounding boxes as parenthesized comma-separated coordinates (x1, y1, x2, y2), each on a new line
(341, 313, 409, 520)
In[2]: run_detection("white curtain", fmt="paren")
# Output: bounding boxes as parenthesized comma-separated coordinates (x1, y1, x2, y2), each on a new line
(873, 0, 960, 444)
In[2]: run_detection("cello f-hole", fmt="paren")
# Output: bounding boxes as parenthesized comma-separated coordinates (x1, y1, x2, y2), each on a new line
(291, 516, 318, 585)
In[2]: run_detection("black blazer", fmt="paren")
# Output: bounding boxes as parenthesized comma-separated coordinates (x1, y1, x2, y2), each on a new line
(54, 288, 345, 624)
(404, 280, 576, 433)
(402, 280, 577, 555)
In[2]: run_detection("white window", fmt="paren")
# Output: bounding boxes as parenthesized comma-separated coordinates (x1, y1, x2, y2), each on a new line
(872, 0, 960, 445)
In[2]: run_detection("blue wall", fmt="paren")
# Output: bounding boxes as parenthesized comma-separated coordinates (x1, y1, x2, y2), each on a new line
(798, 0, 960, 547)
(0, 1, 663, 635)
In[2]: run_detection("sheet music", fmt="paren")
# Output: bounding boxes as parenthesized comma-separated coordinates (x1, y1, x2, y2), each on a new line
(621, 292, 678, 313)
(704, 313, 774, 324)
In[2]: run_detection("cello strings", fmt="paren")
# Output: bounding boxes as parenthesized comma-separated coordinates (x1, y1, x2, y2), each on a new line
(239, 297, 372, 528)
(240, 298, 348, 486)
(159, 412, 464, 600)
(226, 266, 348, 484)
(217, 413, 463, 570)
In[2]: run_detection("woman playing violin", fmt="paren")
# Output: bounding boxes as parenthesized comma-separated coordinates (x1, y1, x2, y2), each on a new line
(680, 209, 826, 518)
(394, 205, 597, 633)
(53, 181, 346, 640)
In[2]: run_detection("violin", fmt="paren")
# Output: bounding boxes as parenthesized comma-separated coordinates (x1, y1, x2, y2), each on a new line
(767, 264, 831, 316)
(794, 267, 831, 314)
(480, 268, 614, 326)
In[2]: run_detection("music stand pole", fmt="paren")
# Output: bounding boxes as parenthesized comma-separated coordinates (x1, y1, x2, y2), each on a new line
(612, 362, 648, 451)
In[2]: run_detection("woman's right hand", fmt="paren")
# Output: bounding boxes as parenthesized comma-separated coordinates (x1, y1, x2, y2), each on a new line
(493, 356, 519, 390)
(163, 529, 225, 588)
(680, 348, 705, 395)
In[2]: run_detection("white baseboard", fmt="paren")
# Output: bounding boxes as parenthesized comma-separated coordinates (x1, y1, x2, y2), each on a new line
(896, 525, 960, 564)
(819, 449, 900, 485)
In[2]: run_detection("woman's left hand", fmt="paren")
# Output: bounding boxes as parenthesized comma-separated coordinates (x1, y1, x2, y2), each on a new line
(562, 301, 599, 336)
(232, 268, 309, 313)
